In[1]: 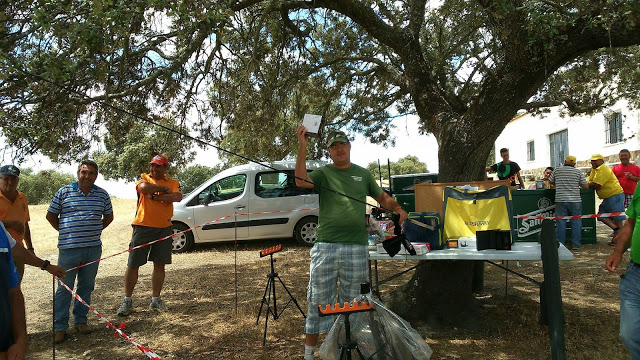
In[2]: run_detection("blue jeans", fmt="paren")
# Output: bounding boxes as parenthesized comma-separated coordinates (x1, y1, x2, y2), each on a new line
(620, 262, 640, 359)
(599, 193, 627, 222)
(54, 246, 102, 332)
(555, 202, 582, 247)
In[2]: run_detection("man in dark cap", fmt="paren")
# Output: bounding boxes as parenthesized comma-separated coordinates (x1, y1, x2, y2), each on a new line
(295, 126, 408, 360)
(0, 165, 33, 281)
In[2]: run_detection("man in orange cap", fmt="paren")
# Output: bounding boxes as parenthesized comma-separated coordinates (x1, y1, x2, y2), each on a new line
(588, 153, 625, 243)
(117, 154, 182, 316)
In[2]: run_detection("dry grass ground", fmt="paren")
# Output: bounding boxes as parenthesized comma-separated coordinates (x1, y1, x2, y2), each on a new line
(19, 199, 630, 359)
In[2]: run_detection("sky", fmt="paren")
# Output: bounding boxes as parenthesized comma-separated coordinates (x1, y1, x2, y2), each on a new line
(4, 115, 439, 199)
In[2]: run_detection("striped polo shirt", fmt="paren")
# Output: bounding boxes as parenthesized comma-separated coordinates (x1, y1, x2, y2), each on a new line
(47, 182, 113, 249)
(549, 165, 587, 203)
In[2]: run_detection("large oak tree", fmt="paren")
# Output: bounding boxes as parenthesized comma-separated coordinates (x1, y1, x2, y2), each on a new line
(3, 0, 640, 322)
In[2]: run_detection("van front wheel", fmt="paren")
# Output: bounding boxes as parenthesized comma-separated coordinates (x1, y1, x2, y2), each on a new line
(294, 216, 318, 247)
(172, 222, 195, 253)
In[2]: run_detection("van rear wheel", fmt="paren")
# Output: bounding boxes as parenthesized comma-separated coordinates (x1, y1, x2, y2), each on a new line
(294, 216, 317, 247)
(172, 222, 195, 253)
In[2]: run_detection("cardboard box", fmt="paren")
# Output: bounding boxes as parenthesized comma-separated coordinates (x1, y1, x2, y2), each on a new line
(414, 180, 511, 215)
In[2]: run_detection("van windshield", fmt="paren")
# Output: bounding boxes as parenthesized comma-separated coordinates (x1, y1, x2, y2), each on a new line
(255, 170, 315, 198)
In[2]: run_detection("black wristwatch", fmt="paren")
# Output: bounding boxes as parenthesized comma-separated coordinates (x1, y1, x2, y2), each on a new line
(40, 260, 50, 271)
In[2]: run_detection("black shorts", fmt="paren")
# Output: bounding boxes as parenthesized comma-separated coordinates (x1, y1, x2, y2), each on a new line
(127, 225, 173, 267)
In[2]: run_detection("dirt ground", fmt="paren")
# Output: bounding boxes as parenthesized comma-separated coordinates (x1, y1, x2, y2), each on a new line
(18, 199, 630, 359)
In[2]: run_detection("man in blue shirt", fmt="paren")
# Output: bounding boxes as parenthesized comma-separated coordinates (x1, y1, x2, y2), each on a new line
(46, 160, 114, 344)
(1, 222, 27, 359)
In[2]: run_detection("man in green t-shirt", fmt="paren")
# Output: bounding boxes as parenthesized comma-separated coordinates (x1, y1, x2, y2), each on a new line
(295, 125, 408, 360)
(606, 185, 640, 358)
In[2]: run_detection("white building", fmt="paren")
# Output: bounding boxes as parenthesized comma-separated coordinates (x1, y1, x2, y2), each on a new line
(493, 100, 640, 180)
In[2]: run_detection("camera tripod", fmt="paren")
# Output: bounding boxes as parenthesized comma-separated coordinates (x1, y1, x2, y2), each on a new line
(256, 244, 306, 345)
(318, 301, 374, 360)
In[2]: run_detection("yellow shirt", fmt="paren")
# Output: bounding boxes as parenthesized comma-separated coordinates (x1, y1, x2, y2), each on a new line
(132, 173, 181, 228)
(588, 164, 623, 199)
(0, 191, 30, 243)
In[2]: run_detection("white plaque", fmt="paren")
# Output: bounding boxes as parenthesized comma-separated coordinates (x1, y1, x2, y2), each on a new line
(302, 114, 323, 138)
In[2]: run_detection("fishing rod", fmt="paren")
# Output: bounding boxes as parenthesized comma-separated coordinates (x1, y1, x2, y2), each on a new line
(12, 67, 398, 214)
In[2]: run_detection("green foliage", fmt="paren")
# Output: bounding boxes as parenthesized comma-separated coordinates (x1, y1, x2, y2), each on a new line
(486, 148, 496, 168)
(18, 169, 76, 205)
(92, 119, 195, 181)
(367, 155, 428, 180)
(176, 164, 223, 194)
(2, 0, 640, 183)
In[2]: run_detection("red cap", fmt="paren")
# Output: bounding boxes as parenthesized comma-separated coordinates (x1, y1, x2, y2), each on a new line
(149, 154, 168, 165)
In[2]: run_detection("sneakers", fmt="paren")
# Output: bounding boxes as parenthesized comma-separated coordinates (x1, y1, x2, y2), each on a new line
(74, 323, 92, 334)
(117, 298, 133, 316)
(149, 297, 167, 312)
(54, 331, 66, 344)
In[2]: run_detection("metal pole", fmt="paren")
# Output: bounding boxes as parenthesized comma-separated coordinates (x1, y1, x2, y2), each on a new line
(52, 275, 56, 360)
(540, 219, 566, 360)
(387, 159, 392, 198)
(234, 211, 238, 316)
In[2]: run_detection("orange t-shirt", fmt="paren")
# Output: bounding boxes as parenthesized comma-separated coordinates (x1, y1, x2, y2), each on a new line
(0, 191, 30, 243)
(132, 173, 181, 228)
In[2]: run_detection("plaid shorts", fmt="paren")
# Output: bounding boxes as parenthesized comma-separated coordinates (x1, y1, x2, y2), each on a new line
(304, 242, 369, 334)
(625, 193, 634, 209)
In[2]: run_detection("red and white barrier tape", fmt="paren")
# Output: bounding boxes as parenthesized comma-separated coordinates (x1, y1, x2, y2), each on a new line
(515, 212, 625, 220)
(56, 278, 161, 359)
(55, 206, 318, 357)
(66, 207, 319, 272)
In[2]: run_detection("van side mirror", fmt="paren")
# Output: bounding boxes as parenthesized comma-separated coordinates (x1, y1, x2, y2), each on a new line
(203, 193, 213, 206)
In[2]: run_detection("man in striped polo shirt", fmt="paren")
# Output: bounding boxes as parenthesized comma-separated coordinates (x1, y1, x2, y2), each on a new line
(549, 156, 589, 249)
(46, 160, 114, 344)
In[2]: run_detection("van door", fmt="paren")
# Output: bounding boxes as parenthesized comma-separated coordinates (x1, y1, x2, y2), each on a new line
(192, 173, 250, 242)
(250, 170, 317, 238)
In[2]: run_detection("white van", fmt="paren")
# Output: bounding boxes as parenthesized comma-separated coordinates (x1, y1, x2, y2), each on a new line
(171, 161, 324, 252)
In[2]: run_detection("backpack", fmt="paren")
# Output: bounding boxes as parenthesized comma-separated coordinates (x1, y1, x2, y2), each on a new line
(403, 212, 444, 250)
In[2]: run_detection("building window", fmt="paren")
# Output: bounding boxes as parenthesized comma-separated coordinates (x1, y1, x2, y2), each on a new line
(605, 112, 623, 144)
(527, 141, 535, 161)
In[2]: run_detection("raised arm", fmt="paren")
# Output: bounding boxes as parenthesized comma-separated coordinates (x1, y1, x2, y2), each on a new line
(295, 125, 314, 189)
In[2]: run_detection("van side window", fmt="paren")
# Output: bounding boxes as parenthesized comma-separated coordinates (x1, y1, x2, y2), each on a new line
(255, 170, 315, 198)
(193, 174, 247, 206)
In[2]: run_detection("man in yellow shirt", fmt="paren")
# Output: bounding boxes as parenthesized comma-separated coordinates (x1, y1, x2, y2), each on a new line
(588, 154, 626, 241)
(117, 155, 182, 316)
(0, 165, 33, 280)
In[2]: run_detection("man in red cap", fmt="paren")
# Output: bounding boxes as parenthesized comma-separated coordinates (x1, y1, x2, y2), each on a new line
(117, 154, 182, 316)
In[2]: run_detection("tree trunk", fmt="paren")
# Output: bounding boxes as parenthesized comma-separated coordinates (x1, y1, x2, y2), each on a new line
(385, 114, 504, 327)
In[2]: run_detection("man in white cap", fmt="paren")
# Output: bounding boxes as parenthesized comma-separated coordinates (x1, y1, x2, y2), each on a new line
(0, 165, 33, 280)
(588, 153, 626, 243)
(117, 154, 182, 316)
(549, 156, 589, 248)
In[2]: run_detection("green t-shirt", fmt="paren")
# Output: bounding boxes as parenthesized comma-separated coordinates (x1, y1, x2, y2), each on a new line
(308, 164, 382, 245)
(627, 186, 640, 264)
